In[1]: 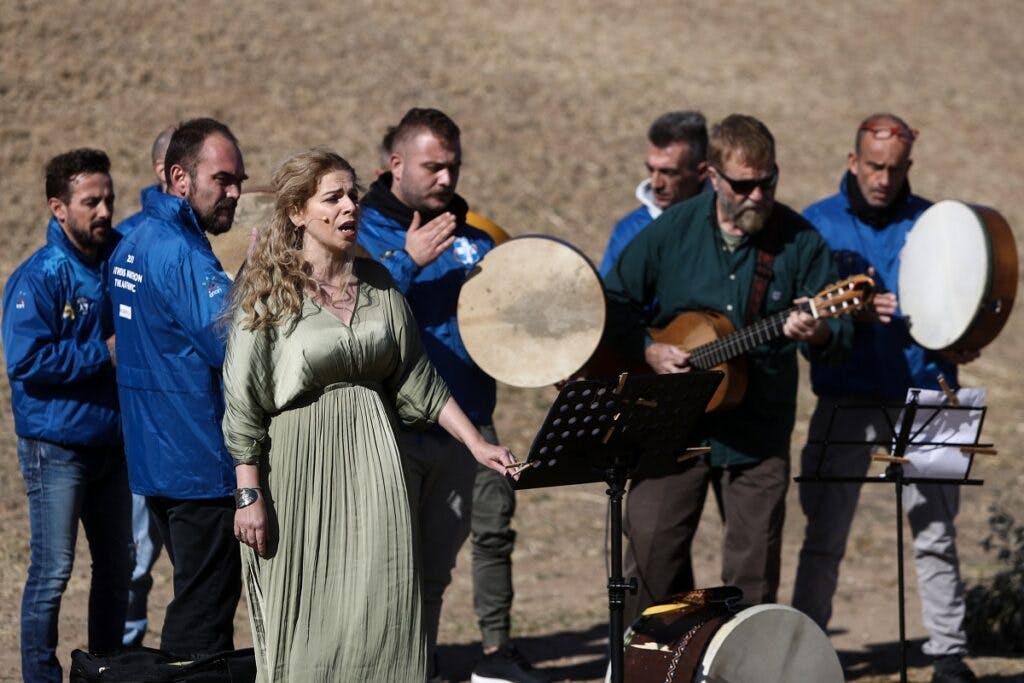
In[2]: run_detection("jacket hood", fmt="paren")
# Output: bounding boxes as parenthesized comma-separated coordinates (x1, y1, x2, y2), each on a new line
(634, 179, 664, 220)
(362, 172, 469, 228)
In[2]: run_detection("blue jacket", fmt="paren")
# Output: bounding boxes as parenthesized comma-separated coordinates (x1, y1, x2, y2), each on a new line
(116, 184, 162, 237)
(599, 179, 660, 277)
(804, 174, 955, 399)
(358, 176, 496, 425)
(3, 219, 120, 448)
(108, 192, 235, 498)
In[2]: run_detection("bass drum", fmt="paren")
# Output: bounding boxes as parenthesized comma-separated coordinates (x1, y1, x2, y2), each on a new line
(899, 200, 1018, 350)
(457, 235, 605, 388)
(623, 589, 843, 682)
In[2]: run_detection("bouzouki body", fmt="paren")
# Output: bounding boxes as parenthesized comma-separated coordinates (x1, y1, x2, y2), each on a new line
(650, 311, 745, 412)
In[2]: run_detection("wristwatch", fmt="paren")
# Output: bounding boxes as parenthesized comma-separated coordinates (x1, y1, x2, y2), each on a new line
(233, 487, 261, 509)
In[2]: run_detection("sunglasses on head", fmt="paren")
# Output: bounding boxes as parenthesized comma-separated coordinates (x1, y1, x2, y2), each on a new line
(859, 125, 918, 142)
(714, 164, 778, 195)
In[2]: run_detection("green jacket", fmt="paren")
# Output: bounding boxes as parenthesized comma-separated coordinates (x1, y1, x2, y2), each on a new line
(603, 192, 852, 467)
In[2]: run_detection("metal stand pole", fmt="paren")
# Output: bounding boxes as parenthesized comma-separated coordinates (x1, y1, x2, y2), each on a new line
(888, 389, 919, 683)
(605, 458, 636, 683)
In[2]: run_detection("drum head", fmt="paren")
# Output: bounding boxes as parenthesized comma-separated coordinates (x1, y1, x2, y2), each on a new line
(208, 191, 275, 279)
(457, 236, 605, 388)
(899, 201, 989, 350)
(700, 604, 843, 682)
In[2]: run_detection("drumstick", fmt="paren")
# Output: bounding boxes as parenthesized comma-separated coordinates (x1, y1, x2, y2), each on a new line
(960, 446, 998, 456)
(677, 446, 712, 463)
(871, 448, 910, 464)
(936, 373, 960, 406)
(505, 460, 535, 474)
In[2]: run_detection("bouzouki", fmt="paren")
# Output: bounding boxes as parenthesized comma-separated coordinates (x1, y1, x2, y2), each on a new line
(591, 274, 875, 412)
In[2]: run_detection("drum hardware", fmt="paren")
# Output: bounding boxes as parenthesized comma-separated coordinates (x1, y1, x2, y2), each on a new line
(899, 200, 1018, 351)
(510, 371, 723, 683)
(797, 389, 991, 683)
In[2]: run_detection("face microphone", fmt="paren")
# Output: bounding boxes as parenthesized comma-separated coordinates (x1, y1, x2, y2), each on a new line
(322, 216, 331, 223)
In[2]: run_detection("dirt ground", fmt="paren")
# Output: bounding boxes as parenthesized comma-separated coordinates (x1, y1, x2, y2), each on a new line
(1, 1, 1023, 680)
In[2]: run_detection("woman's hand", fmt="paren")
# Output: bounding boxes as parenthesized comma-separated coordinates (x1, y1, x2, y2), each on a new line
(235, 495, 268, 558)
(469, 441, 520, 479)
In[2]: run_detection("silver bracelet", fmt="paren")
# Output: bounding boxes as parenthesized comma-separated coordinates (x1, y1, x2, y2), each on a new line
(233, 487, 260, 509)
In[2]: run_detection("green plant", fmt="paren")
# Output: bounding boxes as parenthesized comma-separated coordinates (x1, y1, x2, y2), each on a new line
(964, 505, 1024, 653)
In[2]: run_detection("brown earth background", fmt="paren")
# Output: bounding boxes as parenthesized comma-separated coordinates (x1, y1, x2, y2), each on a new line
(1, 1, 1023, 680)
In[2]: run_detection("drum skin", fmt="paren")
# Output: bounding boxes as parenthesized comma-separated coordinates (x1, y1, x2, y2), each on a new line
(623, 590, 843, 682)
(899, 200, 1018, 351)
(457, 235, 605, 387)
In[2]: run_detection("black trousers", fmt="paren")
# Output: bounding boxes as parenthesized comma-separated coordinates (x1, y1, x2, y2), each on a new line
(622, 454, 789, 624)
(146, 496, 241, 657)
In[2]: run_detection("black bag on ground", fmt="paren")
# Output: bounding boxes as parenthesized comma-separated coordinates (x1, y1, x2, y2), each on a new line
(69, 646, 256, 682)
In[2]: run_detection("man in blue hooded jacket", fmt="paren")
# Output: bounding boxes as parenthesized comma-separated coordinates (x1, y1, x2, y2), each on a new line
(109, 118, 246, 657)
(3, 148, 130, 683)
(358, 108, 546, 683)
(599, 110, 709, 277)
(793, 113, 978, 683)
(115, 122, 176, 648)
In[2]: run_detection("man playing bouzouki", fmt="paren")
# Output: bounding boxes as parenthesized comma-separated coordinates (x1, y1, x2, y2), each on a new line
(603, 114, 853, 623)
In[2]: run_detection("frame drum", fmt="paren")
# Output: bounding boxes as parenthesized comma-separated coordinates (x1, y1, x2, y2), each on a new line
(457, 236, 605, 388)
(899, 200, 1018, 350)
(623, 594, 843, 683)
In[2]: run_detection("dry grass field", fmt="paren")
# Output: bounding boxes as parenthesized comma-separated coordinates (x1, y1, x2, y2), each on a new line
(1, 1, 1022, 680)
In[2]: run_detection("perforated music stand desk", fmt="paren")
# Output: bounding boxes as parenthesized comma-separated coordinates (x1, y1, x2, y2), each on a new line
(510, 370, 722, 683)
(795, 390, 989, 683)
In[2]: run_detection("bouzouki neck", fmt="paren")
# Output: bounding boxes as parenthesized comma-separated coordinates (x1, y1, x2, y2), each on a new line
(687, 273, 875, 370)
(688, 306, 799, 369)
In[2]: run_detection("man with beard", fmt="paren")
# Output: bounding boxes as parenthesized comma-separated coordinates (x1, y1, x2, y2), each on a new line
(793, 113, 978, 683)
(109, 118, 246, 657)
(604, 114, 851, 622)
(599, 110, 708, 276)
(358, 108, 547, 683)
(3, 148, 130, 682)
(115, 123, 175, 648)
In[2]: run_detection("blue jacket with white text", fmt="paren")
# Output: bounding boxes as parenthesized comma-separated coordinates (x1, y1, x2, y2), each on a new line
(108, 191, 235, 498)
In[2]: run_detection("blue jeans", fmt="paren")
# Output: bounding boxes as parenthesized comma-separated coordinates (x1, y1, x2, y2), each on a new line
(18, 437, 132, 683)
(124, 492, 163, 646)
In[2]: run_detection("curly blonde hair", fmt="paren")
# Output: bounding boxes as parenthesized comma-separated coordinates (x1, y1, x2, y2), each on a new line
(230, 149, 358, 330)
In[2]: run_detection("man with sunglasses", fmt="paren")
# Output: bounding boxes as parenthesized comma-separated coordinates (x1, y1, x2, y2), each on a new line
(793, 113, 978, 683)
(604, 114, 851, 622)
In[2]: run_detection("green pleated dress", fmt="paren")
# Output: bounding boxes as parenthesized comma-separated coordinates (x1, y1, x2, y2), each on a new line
(222, 260, 450, 682)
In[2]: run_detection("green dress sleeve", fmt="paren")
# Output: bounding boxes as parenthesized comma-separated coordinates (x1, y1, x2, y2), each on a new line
(222, 312, 275, 465)
(383, 288, 451, 428)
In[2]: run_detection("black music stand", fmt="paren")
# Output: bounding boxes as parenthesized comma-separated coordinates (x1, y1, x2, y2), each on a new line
(511, 370, 723, 683)
(795, 389, 989, 683)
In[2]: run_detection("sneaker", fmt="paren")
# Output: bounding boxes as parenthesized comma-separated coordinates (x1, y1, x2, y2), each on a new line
(931, 654, 978, 683)
(471, 643, 549, 683)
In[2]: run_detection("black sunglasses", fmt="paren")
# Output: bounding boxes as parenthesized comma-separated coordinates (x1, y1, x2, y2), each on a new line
(714, 165, 778, 195)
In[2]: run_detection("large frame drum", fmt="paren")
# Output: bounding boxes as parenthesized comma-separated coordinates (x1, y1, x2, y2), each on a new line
(899, 200, 1017, 351)
(457, 235, 605, 388)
